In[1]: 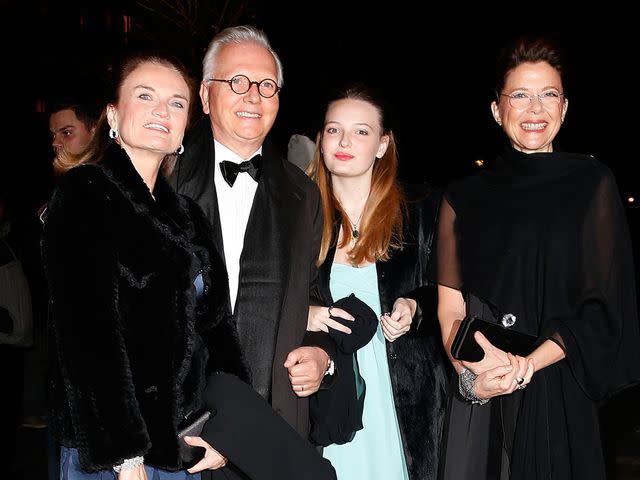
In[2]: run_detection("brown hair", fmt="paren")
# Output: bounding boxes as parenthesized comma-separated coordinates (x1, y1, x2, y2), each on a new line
(307, 83, 405, 266)
(51, 98, 101, 175)
(495, 36, 566, 96)
(71, 50, 195, 176)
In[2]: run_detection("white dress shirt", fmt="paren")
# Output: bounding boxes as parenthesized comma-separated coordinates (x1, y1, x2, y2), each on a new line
(214, 140, 261, 313)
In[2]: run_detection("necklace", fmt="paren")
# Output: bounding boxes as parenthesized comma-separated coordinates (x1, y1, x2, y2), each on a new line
(343, 209, 364, 241)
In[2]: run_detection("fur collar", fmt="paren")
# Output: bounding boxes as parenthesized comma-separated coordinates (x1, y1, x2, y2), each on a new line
(100, 142, 195, 249)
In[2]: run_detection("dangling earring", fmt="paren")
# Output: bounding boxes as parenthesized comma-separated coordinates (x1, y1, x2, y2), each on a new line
(176, 144, 185, 155)
(496, 120, 502, 126)
(109, 128, 119, 139)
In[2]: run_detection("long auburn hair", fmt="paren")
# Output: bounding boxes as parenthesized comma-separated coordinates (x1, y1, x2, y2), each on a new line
(307, 84, 405, 266)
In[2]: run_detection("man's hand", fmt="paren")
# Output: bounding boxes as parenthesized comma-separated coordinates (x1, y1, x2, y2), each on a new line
(284, 346, 330, 396)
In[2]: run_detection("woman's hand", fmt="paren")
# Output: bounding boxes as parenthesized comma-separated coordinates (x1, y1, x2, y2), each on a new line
(461, 331, 511, 375)
(381, 297, 416, 342)
(184, 436, 227, 473)
(472, 353, 535, 400)
(307, 305, 354, 334)
(118, 464, 147, 480)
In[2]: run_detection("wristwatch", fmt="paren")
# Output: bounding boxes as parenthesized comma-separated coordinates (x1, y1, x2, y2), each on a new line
(324, 358, 335, 376)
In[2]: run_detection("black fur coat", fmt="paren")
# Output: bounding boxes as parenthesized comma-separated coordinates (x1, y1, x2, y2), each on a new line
(42, 144, 247, 472)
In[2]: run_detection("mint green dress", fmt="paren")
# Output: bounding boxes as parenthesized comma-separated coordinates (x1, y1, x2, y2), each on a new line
(322, 263, 409, 480)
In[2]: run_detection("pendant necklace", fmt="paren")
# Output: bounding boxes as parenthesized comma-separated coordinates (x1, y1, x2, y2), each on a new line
(344, 210, 364, 241)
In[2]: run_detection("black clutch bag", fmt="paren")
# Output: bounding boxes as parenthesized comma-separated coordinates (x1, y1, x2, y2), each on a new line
(177, 409, 212, 468)
(451, 315, 537, 362)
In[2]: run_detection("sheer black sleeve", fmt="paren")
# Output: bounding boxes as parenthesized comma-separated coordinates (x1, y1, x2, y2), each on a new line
(542, 169, 640, 401)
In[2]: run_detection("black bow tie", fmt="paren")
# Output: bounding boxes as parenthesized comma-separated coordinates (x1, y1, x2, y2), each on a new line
(219, 154, 262, 187)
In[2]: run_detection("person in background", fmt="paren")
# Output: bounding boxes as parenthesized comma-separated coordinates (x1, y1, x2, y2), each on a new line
(0, 191, 26, 476)
(287, 133, 315, 171)
(170, 25, 335, 444)
(306, 83, 448, 480)
(43, 50, 245, 479)
(23, 95, 100, 431)
(18, 97, 102, 480)
(433, 36, 640, 479)
(49, 98, 100, 175)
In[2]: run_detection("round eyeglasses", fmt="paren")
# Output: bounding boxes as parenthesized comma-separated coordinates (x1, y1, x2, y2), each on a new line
(500, 90, 564, 109)
(207, 74, 281, 98)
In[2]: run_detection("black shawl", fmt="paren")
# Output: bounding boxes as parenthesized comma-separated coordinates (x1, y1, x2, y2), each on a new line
(434, 146, 640, 478)
(309, 293, 378, 447)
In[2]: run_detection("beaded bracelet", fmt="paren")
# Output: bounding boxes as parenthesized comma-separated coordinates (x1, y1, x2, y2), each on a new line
(113, 456, 144, 473)
(458, 367, 489, 405)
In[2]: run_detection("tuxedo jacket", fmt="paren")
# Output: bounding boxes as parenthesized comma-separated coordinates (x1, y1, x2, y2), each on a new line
(170, 117, 332, 436)
(310, 186, 449, 480)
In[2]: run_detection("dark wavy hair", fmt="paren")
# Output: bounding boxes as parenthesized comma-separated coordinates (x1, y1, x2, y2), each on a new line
(495, 36, 566, 97)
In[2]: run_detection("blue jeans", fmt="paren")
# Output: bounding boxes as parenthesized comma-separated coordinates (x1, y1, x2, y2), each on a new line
(60, 447, 201, 480)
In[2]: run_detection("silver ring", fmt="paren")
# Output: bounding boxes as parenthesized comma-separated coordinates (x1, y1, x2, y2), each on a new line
(328, 306, 334, 317)
(517, 383, 527, 390)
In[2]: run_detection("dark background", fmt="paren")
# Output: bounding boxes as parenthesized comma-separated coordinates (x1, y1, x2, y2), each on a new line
(1, 1, 637, 197)
(1, 1, 639, 478)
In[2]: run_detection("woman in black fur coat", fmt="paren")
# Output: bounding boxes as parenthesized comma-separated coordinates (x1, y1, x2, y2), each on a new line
(42, 52, 245, 479)
(305, 84, 448, 480)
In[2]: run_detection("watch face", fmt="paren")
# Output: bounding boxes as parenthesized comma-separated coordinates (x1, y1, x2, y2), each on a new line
(325, 359, 335, 376)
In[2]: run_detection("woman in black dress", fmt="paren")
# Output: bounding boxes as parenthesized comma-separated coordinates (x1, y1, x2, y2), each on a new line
(434, 36, 640, 479)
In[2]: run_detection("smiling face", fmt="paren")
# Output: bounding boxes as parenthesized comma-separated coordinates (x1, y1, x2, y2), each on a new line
(107, 61, 191, 159)
(491, 61, 568, 153)
(199, 42, 279, 158)
(321, 98, 389, 181)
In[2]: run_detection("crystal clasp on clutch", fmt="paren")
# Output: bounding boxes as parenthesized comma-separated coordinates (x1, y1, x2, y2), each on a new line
(501, 313, 516, 328)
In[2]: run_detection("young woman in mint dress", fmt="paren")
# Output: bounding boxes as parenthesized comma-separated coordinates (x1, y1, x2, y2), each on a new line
(306, 84, 448, 480)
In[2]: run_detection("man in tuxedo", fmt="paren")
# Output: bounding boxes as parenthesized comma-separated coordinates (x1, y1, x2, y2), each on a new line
(170, 25, 333, 442)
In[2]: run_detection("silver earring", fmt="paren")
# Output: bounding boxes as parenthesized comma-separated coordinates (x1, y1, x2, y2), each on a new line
(109, 128, 118, 139)
(176, 144, 185, 155)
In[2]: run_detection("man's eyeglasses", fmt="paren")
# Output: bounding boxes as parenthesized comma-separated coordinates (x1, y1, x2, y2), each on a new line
(500, 90, 565, 109)
(207, 74, 281, 98)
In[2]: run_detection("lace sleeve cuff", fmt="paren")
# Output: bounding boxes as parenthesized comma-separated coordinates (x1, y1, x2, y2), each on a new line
(113, 456, 144, 473)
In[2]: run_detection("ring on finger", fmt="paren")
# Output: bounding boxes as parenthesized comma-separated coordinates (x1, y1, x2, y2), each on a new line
(300, 385, 304, 391)
(517, 383, 527, 390)
(515, 377, 525, 385)
(328, 306, 334, 317)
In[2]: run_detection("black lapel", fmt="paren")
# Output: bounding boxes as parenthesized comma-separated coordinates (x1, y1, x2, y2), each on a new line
(237, 144, 297, 313)
(207, 147, 226, 271)
(232, 147, 297, 397)
(318, 227, 339, 304)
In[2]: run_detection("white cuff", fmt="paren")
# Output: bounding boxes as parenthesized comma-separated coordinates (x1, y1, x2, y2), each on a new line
(324, 358, 335, 376)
